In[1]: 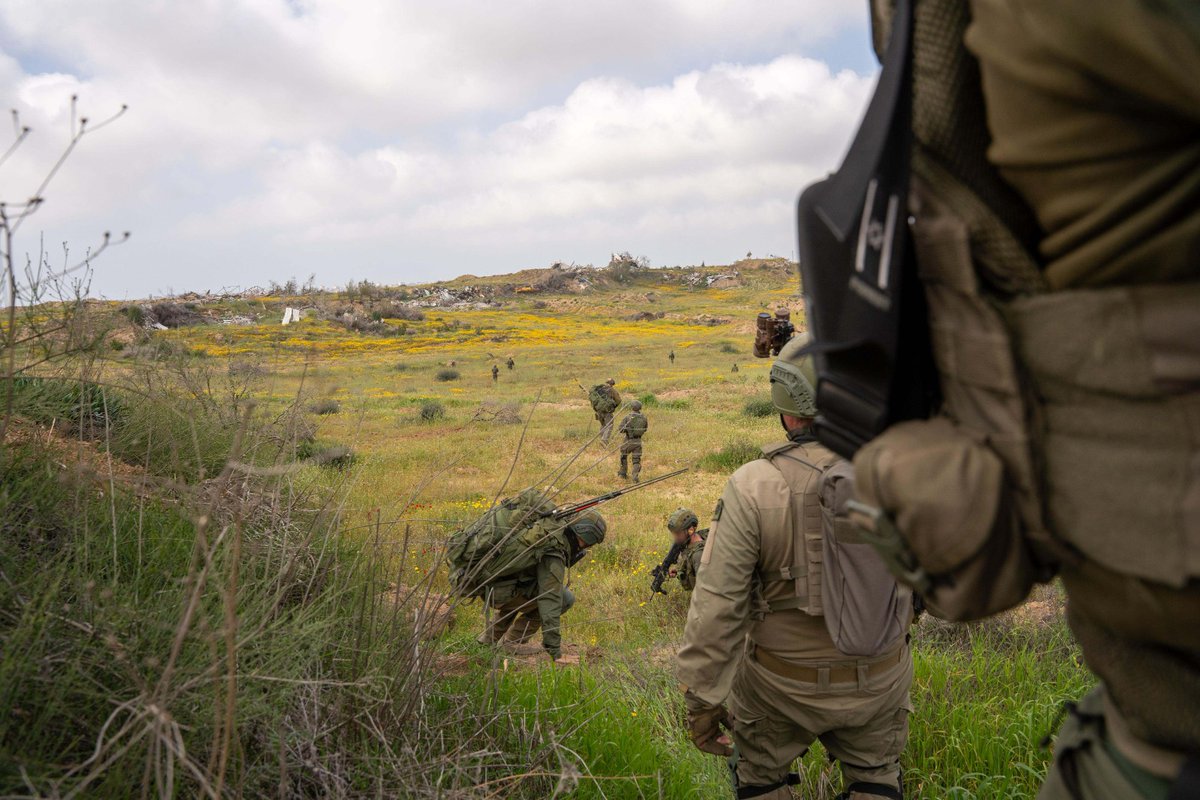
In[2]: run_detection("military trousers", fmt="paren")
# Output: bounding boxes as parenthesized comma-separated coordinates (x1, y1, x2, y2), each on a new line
(597, 412, 615, 444)
(481, 587, 575, 646)
(1037, 686, 1200, 800)
(728, 643, 913, 798)
(618, 438, 642, 481)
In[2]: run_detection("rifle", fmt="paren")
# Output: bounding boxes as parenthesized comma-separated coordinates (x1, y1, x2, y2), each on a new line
(546, 467, 688, 521)
(650, 541, 685, 595)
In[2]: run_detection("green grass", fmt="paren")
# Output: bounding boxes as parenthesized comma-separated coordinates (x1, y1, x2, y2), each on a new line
(698, 440, 762, 472)
(742, 397, 776, 418)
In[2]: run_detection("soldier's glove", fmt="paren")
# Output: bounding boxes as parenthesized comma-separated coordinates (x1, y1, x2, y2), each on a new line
(683, 689, 733, 757)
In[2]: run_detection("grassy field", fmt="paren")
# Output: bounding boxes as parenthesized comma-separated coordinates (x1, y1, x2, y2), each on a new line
(0, 260, 1093, 798)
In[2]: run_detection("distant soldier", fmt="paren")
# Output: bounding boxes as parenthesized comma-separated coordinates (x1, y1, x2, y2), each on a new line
(588, 378, 620, 444)
(447, 490, 608, 663)
(491, 364, 499, 383)
(677, 337, 913, 799)
(616, 400, 648, 483)
(506, 357, 515, 371)
(731, 363, 739, 373)
(669, 350, 676, 365)
(666, 508, 707, 591)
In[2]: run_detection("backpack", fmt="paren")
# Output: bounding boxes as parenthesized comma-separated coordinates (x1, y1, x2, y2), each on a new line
(623, 412, 647, 438)
(446, 489, 561, 597)
(818, 462, 908, 657)
(589, 385, 618, 414)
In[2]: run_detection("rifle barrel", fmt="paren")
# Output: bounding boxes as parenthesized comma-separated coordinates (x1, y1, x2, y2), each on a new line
(549, 467, 689, 519)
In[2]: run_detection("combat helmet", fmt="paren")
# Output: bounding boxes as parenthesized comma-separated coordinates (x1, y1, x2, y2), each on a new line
(568, 510, 607, 546)
(630, 400, 643, 412)
(769, 334, 817, 417)
(667, 508, 699, 534)
(606, 378, 616, 385)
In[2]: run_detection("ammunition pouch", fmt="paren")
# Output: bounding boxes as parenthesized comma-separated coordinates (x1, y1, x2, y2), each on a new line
(850, 179, 1062, 622)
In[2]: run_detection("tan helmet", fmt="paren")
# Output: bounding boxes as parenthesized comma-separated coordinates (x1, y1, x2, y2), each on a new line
(769, 334, 817, 417)
(667, 508, 699, 534)
(606, 378, 616, 385)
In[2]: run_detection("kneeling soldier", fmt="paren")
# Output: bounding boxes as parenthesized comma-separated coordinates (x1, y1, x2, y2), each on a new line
(676, 337, 914, 799)
(667, 508, 707, 591)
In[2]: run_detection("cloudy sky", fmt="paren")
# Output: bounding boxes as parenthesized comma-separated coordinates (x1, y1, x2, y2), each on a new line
(0, 1, 877, 299)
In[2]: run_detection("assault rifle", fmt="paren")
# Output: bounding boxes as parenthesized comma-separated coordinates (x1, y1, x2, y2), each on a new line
(650, 541, 685, 594)
(546, 467, 688, 521)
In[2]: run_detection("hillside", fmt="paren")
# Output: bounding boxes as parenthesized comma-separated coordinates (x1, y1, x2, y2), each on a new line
(0, 256, 1088, 798)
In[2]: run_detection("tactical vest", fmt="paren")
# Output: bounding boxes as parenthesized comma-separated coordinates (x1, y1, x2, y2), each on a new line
(852, 0, 1200, 625)
(756, 442, 841, 616)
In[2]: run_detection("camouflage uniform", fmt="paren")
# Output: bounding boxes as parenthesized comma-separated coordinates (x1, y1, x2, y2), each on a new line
(491, 365, 499, 383)
(677, 437, 913, 798)
(592, 380, 620, 445)
(477, 512, 607, 660)
(617, 405, 647, 482)
(506, 357, 515, 371)
(675, 531, 707, 591)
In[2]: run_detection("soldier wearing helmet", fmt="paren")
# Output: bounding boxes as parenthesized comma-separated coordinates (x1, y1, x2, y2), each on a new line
(676, 336, 914, 799)
(616, 398, 648, 483)
(477, 509, 607, 663)
(667, 508, 708, 591)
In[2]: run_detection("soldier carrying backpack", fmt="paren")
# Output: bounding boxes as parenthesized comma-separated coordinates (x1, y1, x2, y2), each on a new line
(616, 400, 648, 483)
(588, 378, 620, 444)
(449, 470, 688, 662)
(676, 337, 914, 800)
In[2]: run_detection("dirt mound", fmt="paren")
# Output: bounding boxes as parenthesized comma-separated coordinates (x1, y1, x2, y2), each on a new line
(626, 310, 665, 322)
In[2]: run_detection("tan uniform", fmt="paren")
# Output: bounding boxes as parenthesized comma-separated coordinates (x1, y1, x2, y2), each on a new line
(677, 438, 913, 798)
(860, 2, 1199, 796)
(968, 3, 1200, 797)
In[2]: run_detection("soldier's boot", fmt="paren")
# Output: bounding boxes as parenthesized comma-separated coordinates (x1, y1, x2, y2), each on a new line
(617, 453, 628, 480)
(500, 615, 544, 655)
(477, 612, 516, 646)
(503, 614, 541, 645)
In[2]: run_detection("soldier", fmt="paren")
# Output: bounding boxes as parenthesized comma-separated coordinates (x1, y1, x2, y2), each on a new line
(616, 400, 648, 483)
(475, 509, 607, 662)
(669, 350, 676, 365)
(506, 356, 515, 371)
(834, 4, 1200, 798)
(589, 378, 620, 445)
(491, 364, 499, 383)
(731, 363, 739, 373)
(666, 508, 706, 591)
(677, 338, 914, 799)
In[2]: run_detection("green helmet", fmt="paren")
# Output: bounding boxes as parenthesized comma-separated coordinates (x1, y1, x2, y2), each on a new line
(630, 400, 642, 412)
(568, 510, 607, 546)
(769, 334, 817, 417)
(667, 508, 699, 534)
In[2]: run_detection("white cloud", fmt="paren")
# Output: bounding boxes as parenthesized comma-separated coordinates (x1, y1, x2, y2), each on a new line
(0, 1, 874, 295)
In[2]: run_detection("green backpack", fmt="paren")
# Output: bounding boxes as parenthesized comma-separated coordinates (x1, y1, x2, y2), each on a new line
(623, 413, 648, 438)
(589, 385, 618, 414)
(446, 489, 561, 597)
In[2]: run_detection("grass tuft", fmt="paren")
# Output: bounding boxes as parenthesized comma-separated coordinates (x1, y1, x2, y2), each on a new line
(698, 440, 761, 472)
(743, 397, 776, 418)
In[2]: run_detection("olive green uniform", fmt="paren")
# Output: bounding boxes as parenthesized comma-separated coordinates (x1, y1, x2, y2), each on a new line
(593, 384, 619, 445)
(617, 410, 647, 481)
(676, 532, 706, 591)
(478, 528, 574, 659)
(677, 438, 913, 798)
(861, 1, 1200, 795)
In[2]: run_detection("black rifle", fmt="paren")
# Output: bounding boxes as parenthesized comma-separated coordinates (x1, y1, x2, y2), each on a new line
(650, 541, 685, 594)
(547, 467, 688, 522)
